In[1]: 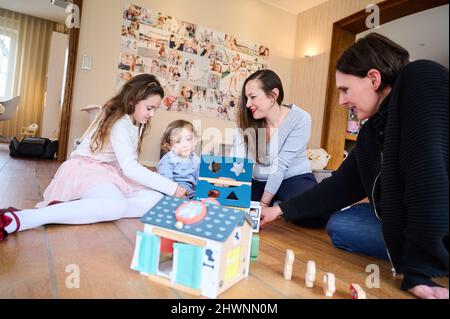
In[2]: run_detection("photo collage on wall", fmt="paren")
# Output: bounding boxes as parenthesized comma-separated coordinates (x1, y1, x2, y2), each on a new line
(118, 4, 270, 121)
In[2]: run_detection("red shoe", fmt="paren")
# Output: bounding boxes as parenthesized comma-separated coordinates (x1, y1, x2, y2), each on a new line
(48, 200, 63, 206)
(0, 207, 20, 241)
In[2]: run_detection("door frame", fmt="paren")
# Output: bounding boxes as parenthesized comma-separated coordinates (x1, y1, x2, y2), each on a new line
(57, 0, 83, 161)
(322, 0, 448, 169)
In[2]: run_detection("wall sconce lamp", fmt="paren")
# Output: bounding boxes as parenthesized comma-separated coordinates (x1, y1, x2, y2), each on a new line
(304, 48, 317, 60)
(50, 0, 70, 9)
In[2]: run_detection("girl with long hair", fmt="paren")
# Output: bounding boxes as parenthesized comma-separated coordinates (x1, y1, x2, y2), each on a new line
(1, 74, 187, 240)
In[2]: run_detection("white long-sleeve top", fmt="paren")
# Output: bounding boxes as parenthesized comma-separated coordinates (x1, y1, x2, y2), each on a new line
(71, 114, 178, 196)
(231, 104, 312, 195)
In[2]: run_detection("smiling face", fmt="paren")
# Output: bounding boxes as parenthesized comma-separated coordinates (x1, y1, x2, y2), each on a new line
(131, 94, 161, 124)
(169, 127, 195, 158)
(244, 79, 275, 120)
(336, 71, 382, 121)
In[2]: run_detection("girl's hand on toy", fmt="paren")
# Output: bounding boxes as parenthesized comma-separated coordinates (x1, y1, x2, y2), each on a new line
(260, 205, 283, 226)
(408, 285, 449, 299)
(174, 185, 188, 198)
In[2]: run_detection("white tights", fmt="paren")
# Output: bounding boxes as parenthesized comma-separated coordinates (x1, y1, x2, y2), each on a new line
(5, 183, 163, 233)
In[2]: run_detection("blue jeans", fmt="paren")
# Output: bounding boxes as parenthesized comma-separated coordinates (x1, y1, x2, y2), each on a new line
(326, 203, 389, 260)
(252, 173, 330, 228)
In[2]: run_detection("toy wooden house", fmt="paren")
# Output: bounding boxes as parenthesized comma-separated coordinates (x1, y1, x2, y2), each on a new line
(130, 195, 253, 298)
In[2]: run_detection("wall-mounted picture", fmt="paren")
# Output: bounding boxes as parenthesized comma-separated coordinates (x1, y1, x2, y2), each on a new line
(118, 4, 270, 120)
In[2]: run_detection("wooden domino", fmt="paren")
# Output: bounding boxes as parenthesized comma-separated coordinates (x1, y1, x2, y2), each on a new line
(323, 272, 336, 297)
(305, 260, 316, 288)
(283, 249, 295, 280)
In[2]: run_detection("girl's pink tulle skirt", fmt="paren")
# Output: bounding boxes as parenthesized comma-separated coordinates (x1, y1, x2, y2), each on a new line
(35, 156, 147, 208)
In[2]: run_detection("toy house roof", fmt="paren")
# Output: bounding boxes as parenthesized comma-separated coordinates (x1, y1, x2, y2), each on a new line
(141, 195, 251, 243)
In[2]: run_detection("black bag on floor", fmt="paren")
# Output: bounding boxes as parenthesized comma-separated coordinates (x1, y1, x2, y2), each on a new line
(9, 137, 58, 159)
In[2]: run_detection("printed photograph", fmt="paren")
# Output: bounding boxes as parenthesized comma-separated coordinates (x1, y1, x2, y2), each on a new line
(118, 4, 269, 120)
(181, 52, 209, 86)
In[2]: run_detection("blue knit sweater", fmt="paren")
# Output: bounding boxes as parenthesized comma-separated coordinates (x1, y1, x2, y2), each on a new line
(280, 60, 449, 290)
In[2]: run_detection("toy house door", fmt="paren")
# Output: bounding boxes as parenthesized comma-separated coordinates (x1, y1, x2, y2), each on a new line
(173, 243, 203, 289)
(132, 232, 160, 275)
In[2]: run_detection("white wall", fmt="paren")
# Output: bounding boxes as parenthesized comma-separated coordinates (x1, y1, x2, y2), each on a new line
(358, 4, 449, 68)
(69, 0, 297, 165)
(289, 0, 385, 149)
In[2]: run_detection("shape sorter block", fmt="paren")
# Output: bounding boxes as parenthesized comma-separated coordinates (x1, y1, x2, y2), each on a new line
(195, 155, 253, 208)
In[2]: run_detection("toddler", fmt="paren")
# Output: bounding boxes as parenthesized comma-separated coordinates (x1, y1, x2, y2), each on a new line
(157, 120, 200, 198)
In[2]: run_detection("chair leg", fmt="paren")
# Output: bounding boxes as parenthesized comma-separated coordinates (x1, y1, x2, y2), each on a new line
(0, 135, 11, 143)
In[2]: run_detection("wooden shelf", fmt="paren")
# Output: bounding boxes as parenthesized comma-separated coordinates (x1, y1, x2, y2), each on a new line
(345, 133, 357, 141)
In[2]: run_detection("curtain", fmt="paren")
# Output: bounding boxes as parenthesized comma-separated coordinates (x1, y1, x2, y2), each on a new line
(0, 8, 55, 139)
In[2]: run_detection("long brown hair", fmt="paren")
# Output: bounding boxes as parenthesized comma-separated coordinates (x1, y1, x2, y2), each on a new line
(88, 73, 164, 154)
(236, 69, 284, 162)
(336, 33, 410, 91)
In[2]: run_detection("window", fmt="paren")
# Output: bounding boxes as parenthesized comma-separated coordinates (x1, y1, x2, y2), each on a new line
(0, 28, 18, 100)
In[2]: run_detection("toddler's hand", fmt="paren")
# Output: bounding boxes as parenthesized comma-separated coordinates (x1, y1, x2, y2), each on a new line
(174, 185, 188, 198)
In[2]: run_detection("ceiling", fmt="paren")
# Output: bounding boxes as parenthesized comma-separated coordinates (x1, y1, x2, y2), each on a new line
(1, 0, 448, 67)
(0, 0, 68, 24)
(259, 0, 328, 15)
(1, 0, 332, 20)
(357, 4, 449, 68)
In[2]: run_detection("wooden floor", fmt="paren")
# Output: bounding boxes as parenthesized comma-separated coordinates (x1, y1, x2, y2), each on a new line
(0, 144, 447, 299)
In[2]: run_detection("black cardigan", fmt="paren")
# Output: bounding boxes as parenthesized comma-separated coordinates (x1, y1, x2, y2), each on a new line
(280, 60, 449, 290)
